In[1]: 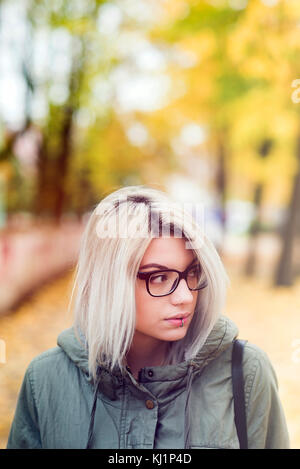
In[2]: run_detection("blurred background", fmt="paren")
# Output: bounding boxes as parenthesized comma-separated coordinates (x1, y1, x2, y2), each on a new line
(1, 0, 300, 448)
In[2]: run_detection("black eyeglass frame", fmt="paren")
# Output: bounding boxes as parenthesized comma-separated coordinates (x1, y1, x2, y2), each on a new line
(137, 263, 208, 297)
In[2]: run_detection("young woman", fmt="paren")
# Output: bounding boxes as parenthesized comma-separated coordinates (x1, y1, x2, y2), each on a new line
(7, 185, 289, 449)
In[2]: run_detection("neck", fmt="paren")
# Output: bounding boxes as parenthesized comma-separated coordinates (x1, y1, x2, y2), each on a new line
(126, 334, 169, 380)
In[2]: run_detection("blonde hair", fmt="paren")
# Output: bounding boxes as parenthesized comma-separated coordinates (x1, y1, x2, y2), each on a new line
(70, 185, 229, 380)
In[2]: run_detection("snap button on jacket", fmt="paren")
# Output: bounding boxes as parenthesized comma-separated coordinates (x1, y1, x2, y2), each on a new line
(145, 399, 155, 410)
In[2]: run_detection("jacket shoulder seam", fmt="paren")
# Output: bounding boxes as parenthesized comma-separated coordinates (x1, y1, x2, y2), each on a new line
(26, 360, 39, 424)
(29, 347, 65, 365)
(27, 348, 67, 391)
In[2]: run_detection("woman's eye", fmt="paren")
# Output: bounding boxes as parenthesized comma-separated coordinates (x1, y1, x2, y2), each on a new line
(188, 267, 200, 278)
(150, 274, 168, 284)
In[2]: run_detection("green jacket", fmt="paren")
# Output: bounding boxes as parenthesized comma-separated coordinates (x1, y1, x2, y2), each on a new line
(7, 316, 289, 449)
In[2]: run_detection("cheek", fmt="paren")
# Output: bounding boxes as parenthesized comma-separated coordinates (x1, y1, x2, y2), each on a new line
(135, 284, 165, 326)
(135, 282, 147, 310)
(135, 283, 153, 319)
(192, 292, 199, 309)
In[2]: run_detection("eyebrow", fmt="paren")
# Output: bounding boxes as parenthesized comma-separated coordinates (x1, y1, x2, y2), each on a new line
(139, 257, 198, 271)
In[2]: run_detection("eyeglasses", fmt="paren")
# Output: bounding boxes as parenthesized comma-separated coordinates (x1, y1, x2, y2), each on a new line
(137, 263, 208, 297)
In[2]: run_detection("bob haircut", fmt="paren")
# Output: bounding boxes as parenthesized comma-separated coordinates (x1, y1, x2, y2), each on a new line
(70, 185, 229, 381)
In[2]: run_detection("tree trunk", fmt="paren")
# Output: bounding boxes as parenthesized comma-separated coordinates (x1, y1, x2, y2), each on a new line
(216, 134, 227, 235)
(52, 37, 87, 223)
(244, 138, 273, 277)
(34, 138, 50, 217)
(274, 131, 300, 286)
(53, 105, 73, 223)
(244, 184, 263, 276)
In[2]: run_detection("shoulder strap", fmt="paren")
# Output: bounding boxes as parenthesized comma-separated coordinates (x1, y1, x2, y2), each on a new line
(232, 339, 248, 449)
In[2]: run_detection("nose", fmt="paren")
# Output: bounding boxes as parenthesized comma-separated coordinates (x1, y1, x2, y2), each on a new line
(170, 278, 194, 304)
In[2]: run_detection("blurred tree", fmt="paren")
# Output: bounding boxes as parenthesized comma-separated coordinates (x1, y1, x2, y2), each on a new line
(0, 0, 178, 222)
(150, 0, 256, 237)
(147, 0, 300, 283)
(244, 138, 273, 277)
(274, 129, 300, 286)
(28, 0, 108, 221)
(2, 0, 300, 285)
(230, 0, 300, 285)
(0, 0, 35, 215)
(0, 131, 23, 213)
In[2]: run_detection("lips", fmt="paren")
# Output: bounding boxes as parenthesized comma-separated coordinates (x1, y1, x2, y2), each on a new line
(165, 312, 191, 327)
(166, 312, 190, 321)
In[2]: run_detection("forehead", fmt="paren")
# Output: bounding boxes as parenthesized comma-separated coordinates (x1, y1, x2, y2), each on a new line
(140, 237, 195, 267)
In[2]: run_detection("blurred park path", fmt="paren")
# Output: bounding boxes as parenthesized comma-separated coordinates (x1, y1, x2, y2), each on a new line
(226, 271, 300, 449)
(0, 271, 74, 449)
(1, 263, 300, 449)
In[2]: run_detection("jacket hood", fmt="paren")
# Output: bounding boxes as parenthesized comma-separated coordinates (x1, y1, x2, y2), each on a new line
(57, 315, 238, 379)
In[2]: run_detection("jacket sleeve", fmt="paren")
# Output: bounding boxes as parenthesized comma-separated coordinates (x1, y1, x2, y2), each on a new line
(244, 344, 290, 449)
(6, 362, 42, 449)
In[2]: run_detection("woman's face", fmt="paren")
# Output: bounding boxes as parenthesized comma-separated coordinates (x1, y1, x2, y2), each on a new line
(135, 236, 199, 348)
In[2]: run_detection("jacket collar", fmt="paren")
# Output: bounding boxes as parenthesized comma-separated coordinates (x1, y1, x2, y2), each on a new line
(57, 315, 238, 399)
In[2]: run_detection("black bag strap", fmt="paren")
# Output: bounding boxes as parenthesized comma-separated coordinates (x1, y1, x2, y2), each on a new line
(232, 339, 248, 449)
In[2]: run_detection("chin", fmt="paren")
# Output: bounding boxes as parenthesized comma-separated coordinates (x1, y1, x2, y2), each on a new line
(160, 329, 189, 342)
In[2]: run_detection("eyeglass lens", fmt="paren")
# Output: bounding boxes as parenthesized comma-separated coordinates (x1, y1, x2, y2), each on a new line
(148, 265, 204, 296)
